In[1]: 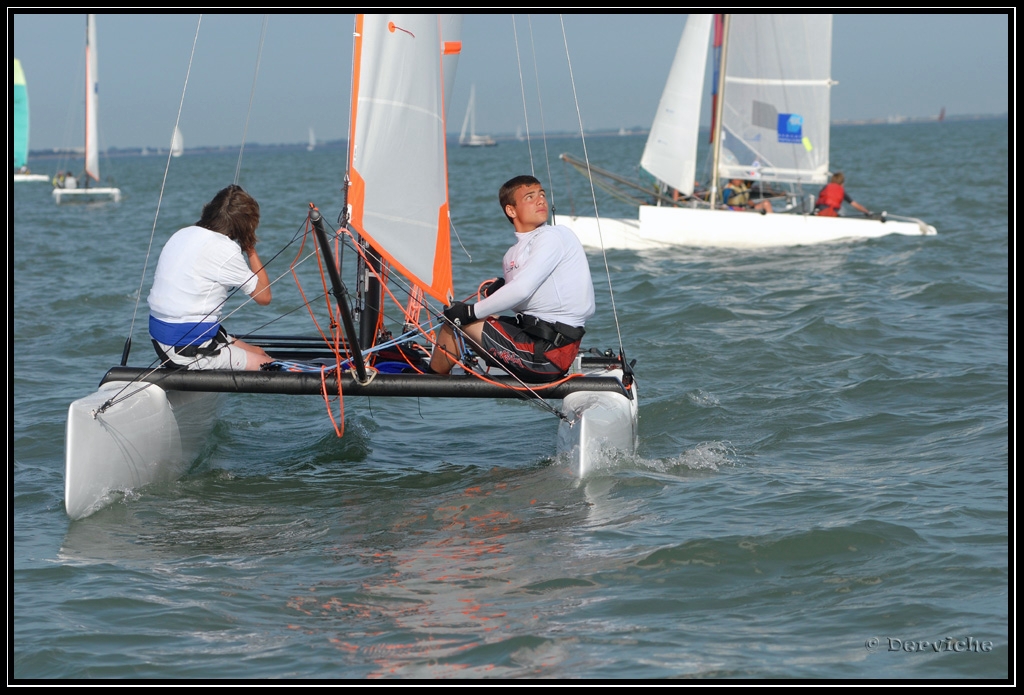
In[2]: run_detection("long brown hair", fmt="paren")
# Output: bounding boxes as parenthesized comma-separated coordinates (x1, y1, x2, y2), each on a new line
(196, 184, 260, 252)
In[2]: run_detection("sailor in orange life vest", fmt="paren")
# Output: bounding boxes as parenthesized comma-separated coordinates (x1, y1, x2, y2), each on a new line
(429, 175, 594, 384)
(814, 172, 873, 217)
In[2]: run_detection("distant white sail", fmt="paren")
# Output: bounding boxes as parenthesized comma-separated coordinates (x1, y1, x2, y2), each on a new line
(171, 126, 184, 157)
(84, 14, 100, 182)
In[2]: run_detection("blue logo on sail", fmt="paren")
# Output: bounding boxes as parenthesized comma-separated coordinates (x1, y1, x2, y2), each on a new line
(777, 113, 803, 143)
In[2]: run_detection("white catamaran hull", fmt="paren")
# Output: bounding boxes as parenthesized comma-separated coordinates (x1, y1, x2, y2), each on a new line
(13, 174, 50, 182)
(53, 187, 122, 204)
(64, 381, 220, 520)
(566, 204, 937, 251)
(557, 365, 638, 476)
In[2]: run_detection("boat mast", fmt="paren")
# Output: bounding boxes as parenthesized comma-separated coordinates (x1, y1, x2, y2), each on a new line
(308, 205, 368, 383)
(708, 13, 730, 207)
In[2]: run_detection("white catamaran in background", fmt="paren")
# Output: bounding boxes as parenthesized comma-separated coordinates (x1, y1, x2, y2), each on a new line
(64, 14, 638, 521)
(458, 84, 497, 147)
(53, 14, 122, 204)
(562, 14, 936, 250)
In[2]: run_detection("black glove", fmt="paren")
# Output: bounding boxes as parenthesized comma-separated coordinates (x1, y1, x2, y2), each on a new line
(443, 301, 475, 327)
(481, 277, 505, 297)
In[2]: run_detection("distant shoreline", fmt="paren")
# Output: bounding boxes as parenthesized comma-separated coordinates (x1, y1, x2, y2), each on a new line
(24, 112, 1007, 161)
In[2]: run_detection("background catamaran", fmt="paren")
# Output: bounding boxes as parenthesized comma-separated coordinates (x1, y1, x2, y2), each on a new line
(52, 14, 122, 204)
(64, 14, 638, 521)
(562, 14, 937, 250)
(458, 84, 497, 147)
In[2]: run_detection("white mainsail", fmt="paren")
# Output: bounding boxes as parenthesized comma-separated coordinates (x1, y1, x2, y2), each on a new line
(639, 13, 712, 197)
(84, 14, 100, 183)
(347, 14, 456, 303)
(719, 14, 833, 184)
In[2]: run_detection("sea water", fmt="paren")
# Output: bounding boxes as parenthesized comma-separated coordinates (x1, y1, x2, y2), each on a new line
(12, 118, 1008, 679)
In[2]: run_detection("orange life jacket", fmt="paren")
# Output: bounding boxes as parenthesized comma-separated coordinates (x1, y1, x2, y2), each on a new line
(816, 183, 845, 213)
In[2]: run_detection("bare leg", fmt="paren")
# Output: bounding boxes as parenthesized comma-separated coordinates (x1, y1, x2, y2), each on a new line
(232, 338, 273, 371)
(429, 321, 485, 374)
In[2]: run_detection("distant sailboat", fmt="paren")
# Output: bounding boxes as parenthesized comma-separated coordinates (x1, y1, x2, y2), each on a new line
(53, 14, 121, 203)
(12, 58, 49, 182)
(458, 84, 496, 147)
(307, 126, 316, 152)
(171, 126, 184, 157)
(563, 13, 936, 249)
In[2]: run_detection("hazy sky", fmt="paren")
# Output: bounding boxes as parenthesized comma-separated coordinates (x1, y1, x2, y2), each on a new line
(10, 12, 1010, 152)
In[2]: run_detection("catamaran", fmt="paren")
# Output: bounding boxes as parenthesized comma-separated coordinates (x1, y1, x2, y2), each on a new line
(562, 14, 936, 250)
(458, 84, 497, 147)
(52, 14, 122, 204)
(64, 14, 638, 521)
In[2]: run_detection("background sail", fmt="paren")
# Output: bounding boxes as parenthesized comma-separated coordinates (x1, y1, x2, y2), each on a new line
(639, 14, 712, 197)
(719, 14, 832, 185)
(13, 58, 30, 170)
(347, 14, 455, 303)
(171, 126, 184, 157)
(85, 14, 100, 182)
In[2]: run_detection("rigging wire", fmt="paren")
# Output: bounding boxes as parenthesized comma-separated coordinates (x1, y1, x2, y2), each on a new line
(234, 14, 269, 185)
(510, 15, 556, 212)
(122, 14, 270, 370)
(556, 14, 628, 368)
(125, 14, 203, 362)
(510, 14, 628, 364)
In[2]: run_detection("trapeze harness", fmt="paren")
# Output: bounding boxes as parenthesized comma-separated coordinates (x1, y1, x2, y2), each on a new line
(149, 316, 231, 366)
(516, 313, 586, 366)
(815, 183, 846, 217)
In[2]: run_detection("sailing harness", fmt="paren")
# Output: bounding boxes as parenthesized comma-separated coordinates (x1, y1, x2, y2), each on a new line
(516, 314, 585, 349)
(151, 325, 231, 365)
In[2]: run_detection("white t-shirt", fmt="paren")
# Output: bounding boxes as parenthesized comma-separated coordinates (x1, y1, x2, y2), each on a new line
(148, 225, 259, 325)
(473, 223, 595, 327)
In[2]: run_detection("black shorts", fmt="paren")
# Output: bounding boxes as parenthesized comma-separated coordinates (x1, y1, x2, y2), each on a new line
(477, 316, 581, 383)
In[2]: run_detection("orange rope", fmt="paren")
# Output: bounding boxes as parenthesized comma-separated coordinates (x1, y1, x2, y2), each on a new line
(289, 213, 599, 433)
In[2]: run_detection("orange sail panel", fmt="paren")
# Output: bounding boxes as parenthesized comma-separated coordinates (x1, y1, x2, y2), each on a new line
(348, 14, 456, 304)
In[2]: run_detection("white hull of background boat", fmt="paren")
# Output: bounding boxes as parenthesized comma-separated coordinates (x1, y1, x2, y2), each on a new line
(566, 204, 937, 251)
(64, 381, 220, 520)
(53, 186, 122, 204)
(13, 174, 50, 182)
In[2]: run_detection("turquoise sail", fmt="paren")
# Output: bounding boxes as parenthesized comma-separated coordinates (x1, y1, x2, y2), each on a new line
(13, 58, 29, 170)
